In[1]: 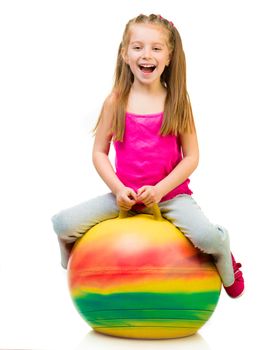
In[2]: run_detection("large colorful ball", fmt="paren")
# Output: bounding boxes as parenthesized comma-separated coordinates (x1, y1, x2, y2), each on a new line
(68, 208, 221, 339)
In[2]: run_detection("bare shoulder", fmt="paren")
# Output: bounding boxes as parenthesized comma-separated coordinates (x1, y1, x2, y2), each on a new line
(103, 91, 118, 113)
(94, 93, 115, 131)
(94, 92, 118, 138)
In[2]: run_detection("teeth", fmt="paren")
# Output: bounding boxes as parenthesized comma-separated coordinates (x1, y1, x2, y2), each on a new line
(140, 64, 155, 67)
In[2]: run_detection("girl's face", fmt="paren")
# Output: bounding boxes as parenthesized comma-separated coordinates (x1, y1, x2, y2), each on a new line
(122, 23, 171, 88)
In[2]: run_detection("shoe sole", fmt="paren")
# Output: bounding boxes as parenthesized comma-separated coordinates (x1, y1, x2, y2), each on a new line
(226, 288, 245, 299)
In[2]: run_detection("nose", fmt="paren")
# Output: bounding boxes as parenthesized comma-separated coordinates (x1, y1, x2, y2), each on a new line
(142, 46, 152, 59)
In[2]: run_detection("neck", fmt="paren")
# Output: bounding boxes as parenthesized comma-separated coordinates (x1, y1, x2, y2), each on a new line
(131, 79, 165, 95)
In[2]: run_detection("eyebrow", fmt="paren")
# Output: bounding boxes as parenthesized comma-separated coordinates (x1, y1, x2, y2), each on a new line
(130, 41, 165, 46)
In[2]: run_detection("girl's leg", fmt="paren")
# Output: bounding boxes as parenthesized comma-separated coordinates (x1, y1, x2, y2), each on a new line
(158, 195, 234, 287)
(51, 192, 119, 268)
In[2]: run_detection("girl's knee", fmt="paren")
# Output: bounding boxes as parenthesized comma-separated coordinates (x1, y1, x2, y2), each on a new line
(51, 211, 77, 239)
(188, 224, 229, 255)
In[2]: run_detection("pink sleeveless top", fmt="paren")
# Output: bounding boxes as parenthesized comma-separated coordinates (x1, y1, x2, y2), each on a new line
(113, 112, 192, 208)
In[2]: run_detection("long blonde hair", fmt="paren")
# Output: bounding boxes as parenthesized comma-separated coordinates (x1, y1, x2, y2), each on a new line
(95, 14, 195, 141)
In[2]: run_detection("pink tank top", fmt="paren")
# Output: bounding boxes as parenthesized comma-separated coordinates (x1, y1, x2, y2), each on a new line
(113, 112, 192, 207)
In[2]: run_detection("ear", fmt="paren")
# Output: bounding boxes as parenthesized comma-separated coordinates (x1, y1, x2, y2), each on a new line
(121, 47, 129, 64)
(166, 52, 172, 66)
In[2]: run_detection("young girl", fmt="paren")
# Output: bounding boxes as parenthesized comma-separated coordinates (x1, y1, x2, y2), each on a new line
(52, 14, 244, 298)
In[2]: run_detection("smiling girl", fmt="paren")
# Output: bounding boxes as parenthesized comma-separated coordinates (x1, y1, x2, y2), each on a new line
(51, 14, 244, 298)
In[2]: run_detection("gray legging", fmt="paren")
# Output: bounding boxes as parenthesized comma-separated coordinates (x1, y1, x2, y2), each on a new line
(51, 193, 234, 286)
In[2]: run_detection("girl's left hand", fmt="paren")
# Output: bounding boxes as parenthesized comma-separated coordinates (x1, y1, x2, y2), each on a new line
(136, 186, 163, 207)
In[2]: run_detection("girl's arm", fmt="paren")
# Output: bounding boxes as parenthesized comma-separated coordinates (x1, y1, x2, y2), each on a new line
(155, 130, 199, 197)
(92, 94, 123, 194)
(92, 95, 137, 209)
(137, 130, 199, 205)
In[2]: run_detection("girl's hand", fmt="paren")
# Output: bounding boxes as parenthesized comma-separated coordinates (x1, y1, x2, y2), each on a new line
(116, 187, 137, 211)
(136, 186, 163, 208)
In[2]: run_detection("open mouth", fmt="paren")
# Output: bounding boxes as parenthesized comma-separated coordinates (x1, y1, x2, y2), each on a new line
(138, 64, 156, 73)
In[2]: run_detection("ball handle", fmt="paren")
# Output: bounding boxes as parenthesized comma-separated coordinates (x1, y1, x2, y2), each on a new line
(119, 203, 163, 221)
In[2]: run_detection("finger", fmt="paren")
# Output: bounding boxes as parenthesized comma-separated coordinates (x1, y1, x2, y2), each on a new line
(141, 192, 152, 202)
(137, 186, 146, 196)
(118, 198, 131, 208)
(129, 189, 138, 201)
(137, 193, 145, 202)
(124, 194, 135, 204)
(145, 201, 153, 208)
(127, 200, 136, 208)
(119, 204, 131, 211)
(137, 190, 149, 201)
(144, 196, 157, 206)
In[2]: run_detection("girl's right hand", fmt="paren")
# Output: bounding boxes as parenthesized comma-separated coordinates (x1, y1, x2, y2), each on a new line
(116, 187, 137, 211)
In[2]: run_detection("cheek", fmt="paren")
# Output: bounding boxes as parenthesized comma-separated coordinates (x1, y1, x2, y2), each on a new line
(160, 56, 169, 67)
(128, 61, 138, 71)
(128, 61, 138, 75)
(126, 54, 138, 66)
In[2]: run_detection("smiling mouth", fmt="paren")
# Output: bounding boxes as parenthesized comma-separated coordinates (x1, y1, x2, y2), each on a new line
(138, 64, 156, 73)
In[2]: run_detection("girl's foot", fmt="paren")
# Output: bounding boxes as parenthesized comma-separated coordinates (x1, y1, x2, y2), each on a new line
(224, 254, 244, 298)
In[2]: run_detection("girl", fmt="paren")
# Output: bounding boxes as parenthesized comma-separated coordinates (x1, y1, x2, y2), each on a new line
(52, 14, 244, 298)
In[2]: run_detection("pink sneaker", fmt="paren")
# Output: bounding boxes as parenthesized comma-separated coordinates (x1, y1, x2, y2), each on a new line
(224, 254, 244, 298)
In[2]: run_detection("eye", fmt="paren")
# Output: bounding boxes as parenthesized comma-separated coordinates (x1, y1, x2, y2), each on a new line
(153, 47, 162, 51)
(133, 46, 141, 50)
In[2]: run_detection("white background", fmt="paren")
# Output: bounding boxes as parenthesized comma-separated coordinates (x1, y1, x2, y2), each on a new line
(0, 0, 268, 349)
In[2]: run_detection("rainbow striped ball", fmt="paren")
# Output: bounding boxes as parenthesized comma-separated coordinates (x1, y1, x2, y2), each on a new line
(68, 212, 221, 339)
